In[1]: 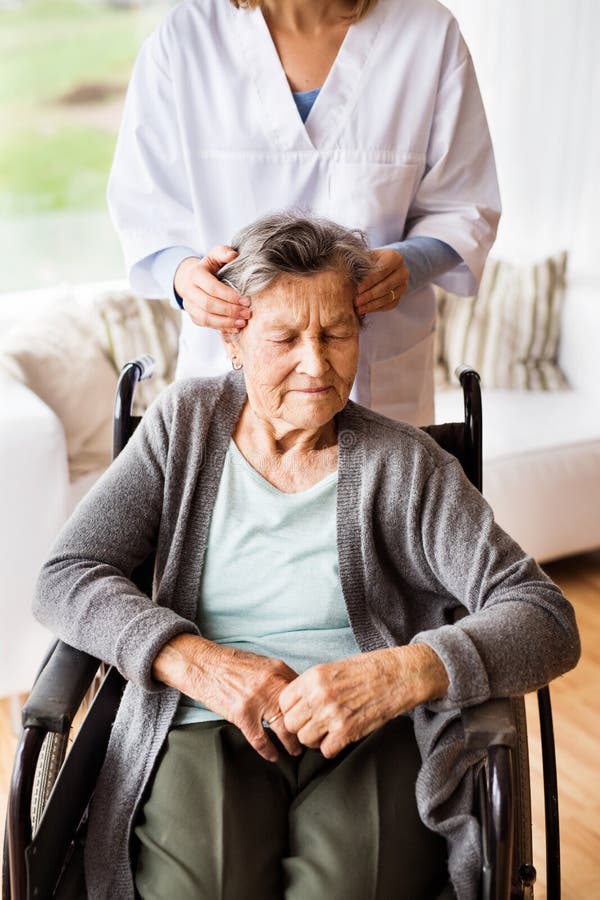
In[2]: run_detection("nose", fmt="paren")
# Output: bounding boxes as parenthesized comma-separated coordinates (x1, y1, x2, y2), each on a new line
(296, 336, 330, 378)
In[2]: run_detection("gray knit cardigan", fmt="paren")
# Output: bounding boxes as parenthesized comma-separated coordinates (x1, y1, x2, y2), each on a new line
(33, 372, 580, 900)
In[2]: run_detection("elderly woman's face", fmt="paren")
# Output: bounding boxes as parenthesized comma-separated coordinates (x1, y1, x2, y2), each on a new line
(231, 270, 359, 429)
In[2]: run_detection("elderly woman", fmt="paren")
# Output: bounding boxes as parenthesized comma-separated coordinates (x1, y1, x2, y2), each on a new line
(33, 214, 579, 900)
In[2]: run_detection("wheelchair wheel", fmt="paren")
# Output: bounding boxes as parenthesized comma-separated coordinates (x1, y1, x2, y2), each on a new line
(30, 669, 105, 834)
(31, 731, 69, 834)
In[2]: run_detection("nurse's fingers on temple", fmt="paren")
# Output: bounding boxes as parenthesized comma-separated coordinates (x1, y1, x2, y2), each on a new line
(193, 266, 247, 305)
(200, 294, 251, 319)
(181, 283, 251, 331)
(356, 273, 409, 315)
(202, 244, 239, 276)
(357, 265, 409, 304)
(356, 269, 389, 298)
(357, 249, 400, 288)
(185, 304, 249, 332)
(359, 252, 408, 282)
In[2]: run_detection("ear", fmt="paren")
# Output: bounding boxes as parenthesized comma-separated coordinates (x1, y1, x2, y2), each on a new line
(221, 331, 236, 347)
(220, 332, 240, 364)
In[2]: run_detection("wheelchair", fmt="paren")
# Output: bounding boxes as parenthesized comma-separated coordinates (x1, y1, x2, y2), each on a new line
(3, 358, 561, 900)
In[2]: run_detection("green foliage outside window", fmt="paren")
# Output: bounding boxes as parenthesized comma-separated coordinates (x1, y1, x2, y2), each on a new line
(0, 0, 169, 216)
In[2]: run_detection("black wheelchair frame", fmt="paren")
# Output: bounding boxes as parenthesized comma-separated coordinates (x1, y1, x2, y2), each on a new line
(3, 360, 561, 900)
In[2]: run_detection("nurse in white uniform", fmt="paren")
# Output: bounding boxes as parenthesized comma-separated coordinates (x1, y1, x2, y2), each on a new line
(107, 0, 500, 426)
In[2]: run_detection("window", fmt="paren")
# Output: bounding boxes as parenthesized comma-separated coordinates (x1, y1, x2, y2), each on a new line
(0, 0, 172, 292)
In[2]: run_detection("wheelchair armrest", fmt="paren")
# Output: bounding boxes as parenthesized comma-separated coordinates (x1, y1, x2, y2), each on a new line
(462, 698, 517, 751)
(9, 653, 124, 900)
(462, 699, 518, 900)
(22, 640, 102, 735)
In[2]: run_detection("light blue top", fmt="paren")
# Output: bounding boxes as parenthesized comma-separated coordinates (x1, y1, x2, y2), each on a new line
(149, 86, 461, 307)
(293, 87, 321, 123)
(172, 438, 361, 727)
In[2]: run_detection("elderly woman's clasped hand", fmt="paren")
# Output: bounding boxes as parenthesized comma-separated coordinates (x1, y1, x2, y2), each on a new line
(157, 633, 448, 763)
(277, 643, 448, 759)
(152, 633, 303, 762)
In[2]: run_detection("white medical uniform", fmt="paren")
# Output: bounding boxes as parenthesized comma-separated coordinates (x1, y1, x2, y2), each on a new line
(107, 0, 500, 425)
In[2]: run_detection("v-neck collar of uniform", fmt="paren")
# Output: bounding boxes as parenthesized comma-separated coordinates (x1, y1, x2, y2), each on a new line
(230, 0, 390, 153)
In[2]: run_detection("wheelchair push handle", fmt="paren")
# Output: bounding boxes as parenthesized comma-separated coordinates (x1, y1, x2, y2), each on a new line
(113, 355, 156, 459)
(453, 365, 483, 493)
(130, 354, 156, 381)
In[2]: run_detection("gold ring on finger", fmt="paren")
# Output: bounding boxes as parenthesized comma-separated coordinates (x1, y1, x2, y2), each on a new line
(266, 711, 283, 725)
(390, 288, 396, 303)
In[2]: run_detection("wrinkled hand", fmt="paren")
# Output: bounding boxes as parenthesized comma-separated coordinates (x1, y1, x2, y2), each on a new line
(355, 248, 410, 316)
(174, 246, 252, 335)
(278, 644, 449, 759)
(182, 639, 303, 762)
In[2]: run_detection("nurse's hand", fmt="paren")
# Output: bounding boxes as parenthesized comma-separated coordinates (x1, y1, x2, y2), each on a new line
(174, 246, 252, 335)
(277, 644, 449, 759)
(355, 248, 410, 316)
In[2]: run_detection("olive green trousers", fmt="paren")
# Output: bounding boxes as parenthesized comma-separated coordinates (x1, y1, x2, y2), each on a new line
(131, 715, 449, 900)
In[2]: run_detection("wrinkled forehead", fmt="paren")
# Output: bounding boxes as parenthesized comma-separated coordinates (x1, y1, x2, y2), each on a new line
(251, 271, 357, 329)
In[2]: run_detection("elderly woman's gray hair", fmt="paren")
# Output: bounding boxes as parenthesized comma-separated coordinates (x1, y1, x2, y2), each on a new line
(217, 211, 376, 298)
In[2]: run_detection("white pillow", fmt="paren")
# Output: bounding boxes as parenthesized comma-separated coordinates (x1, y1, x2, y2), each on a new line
(0, 298, 118, 479)
(0, 291, 181, 479)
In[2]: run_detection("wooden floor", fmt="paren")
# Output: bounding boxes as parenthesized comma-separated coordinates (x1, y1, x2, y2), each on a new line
(523, 551, 600, 899)
(1, 551, 599, 898)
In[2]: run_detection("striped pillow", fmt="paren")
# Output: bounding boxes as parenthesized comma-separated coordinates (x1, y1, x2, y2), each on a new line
(95, 291, 181, 414)
(435, 252, 570, 390)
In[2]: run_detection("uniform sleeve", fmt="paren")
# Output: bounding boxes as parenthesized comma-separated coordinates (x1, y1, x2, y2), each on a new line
(404, 26, 502, 297)
(148, 245, 201, 308)
(32, 391, 201, 693)
(383, 237, 462, 293)
(410, 459, 580, 711)
(106, 31, 202, 299)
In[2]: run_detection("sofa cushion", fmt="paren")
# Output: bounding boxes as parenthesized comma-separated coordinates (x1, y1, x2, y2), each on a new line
(0, 290, 181, 479)
(435, 387, 600, 561)
(0, 299, 118, 479)
(435, 252, 570, 391)
(435, 387, 600, 461)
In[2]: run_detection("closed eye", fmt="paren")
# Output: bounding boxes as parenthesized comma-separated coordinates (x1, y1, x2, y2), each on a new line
(269, 333, 353, 344)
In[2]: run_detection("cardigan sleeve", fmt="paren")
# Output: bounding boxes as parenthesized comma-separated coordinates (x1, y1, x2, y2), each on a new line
(410, 458, 580, 711)
(32, 389, 201, 693)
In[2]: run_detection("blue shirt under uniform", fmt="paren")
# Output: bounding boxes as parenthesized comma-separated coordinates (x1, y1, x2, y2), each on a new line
(149, 87, 461, 307)
(171, 439, 361, 728)
(293, 87, 321, 123)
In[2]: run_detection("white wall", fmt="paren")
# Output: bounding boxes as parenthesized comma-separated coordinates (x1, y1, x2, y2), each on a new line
(444, 0, 600, 276)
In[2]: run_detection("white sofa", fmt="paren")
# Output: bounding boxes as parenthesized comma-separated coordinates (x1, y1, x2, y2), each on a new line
(1, 275, 598, 700)
(0, 285, 117, 701)
(0, 372, 105, 700)
(0, 281, 178, 701)
(435, 274, 600, 562)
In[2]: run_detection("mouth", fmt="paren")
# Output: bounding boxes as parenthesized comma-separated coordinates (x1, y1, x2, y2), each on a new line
(291, 386, 332, 394)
